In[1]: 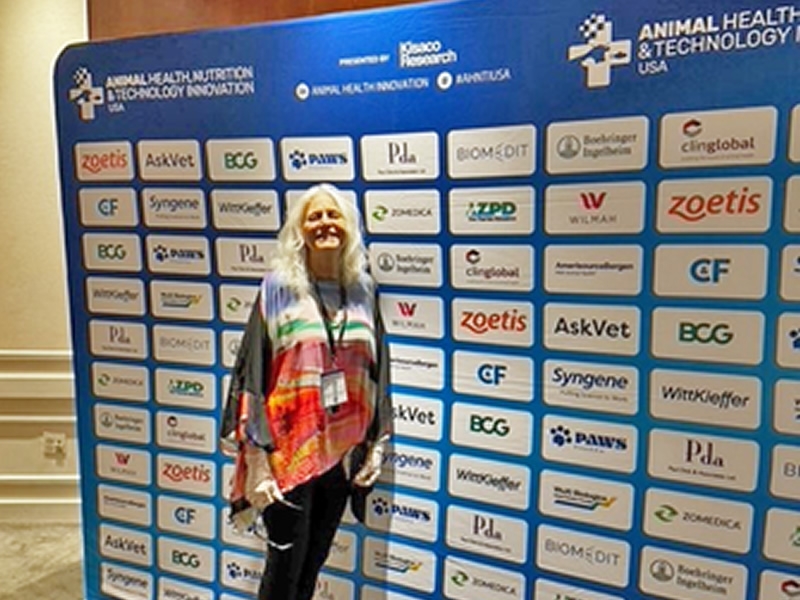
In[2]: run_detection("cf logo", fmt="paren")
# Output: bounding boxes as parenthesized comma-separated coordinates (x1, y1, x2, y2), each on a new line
(469, 415, 510, 436)
(689, 258, 730, 284)
(477, 363, 506, 385)
(171, 550, 200, 568)
(174, 507, 196, 525)
(678, 322, 733, 345)
(97, 198, 118, 216)
(224, 151, 257, 169)
(97, 243, 126, 259)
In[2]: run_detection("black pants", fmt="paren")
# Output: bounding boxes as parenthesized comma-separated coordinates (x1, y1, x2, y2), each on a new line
(258, 462, 350, 600)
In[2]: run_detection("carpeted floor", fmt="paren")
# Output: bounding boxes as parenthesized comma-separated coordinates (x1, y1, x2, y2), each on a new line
(0, 524, 83, 600)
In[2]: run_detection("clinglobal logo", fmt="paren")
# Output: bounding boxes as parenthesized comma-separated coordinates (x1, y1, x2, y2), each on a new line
(69, 67, 105, 121)
(568, 14, 631, 88)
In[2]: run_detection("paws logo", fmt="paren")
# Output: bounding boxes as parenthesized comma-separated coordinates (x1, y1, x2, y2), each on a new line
(372, 496, 390, 516)
(789, 329, 800, 352)
(69, 67, 104, 121)
(289, 150, 307, 170)
(549, 425, 572, 447)
(153, 245, 169, 262)
(226, 562, 243, 579)
(568, 14, 631, 88)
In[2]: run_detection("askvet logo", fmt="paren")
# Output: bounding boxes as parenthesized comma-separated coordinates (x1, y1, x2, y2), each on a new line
(69, 67, 104, 121)
(568, 14, 631, 88)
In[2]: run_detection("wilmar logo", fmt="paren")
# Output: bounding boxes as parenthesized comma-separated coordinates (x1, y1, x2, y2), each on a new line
(280, 136, 354, 181)
(157, 454, 215, 497)
(69, 67, 104, 120)
(544, 181, 645, 235)
(453, 298, 533, 348)
(568, 14, 632, 88)
(656, 176, 772, 233)
(75, 141, 134, 181)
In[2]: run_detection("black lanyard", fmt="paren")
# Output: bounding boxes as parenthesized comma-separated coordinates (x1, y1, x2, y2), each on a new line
(311, 280, 348, 360)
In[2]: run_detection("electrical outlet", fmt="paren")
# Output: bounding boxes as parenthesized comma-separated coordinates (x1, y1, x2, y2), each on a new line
(42, 432, 67, 457)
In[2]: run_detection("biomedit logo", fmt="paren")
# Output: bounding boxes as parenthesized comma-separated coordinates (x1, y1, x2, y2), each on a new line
(568, 14, 631, 88)
(69, 67, 104, 121)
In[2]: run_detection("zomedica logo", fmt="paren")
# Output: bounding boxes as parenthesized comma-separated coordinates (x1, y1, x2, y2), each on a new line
(568, 14, 631, 88)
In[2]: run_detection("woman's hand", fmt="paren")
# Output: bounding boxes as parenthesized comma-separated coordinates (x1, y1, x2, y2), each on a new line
(244, 445, 284, 510)
(353, 441, 384, 487)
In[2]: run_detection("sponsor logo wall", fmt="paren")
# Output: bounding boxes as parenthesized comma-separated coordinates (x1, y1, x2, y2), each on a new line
(56, 2, 800, 599)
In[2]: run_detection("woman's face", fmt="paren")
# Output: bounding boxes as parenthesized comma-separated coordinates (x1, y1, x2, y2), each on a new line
(302, 194, 347, 256)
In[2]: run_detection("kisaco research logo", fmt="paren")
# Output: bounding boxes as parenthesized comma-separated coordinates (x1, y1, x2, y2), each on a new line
(69, 67, 105, 121)
(568, 14, 631, 88)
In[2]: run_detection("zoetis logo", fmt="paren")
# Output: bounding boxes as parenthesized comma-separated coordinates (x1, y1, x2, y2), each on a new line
(157, 454, 215, 497)
(656, 177, 771, 233)
(568, 14, 631, 88)
(75, 141, 134, 181)
(453, 298, 533, 348)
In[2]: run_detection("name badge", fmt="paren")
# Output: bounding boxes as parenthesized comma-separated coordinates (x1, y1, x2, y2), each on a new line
(321, 369, 348, 410)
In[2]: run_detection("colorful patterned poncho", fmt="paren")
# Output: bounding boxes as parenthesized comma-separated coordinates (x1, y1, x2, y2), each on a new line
(220, 270, 391, 520)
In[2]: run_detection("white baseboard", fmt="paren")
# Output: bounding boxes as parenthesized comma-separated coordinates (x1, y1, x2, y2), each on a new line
(0, 350, 80, 522)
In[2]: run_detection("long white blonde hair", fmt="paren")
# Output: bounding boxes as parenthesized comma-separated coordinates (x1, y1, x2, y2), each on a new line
(271, 184, 368, 295)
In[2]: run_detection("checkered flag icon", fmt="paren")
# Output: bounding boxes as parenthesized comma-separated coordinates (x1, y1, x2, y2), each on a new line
(578, 13, 608, 41)
(73, 67, 91, 88)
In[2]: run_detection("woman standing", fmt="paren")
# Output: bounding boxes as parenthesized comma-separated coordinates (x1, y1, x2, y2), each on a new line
(220, 183, 391, 600)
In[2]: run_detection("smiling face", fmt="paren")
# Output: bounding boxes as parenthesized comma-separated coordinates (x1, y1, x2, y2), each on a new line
(302, 193, 347, 257)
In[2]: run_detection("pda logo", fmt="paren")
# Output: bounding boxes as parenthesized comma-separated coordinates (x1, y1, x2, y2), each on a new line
(568, 14, 631, 88)
(69, 67, 105, 121)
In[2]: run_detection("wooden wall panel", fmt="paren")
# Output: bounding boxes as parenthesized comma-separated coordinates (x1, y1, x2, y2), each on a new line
(88, 0, 432, 40)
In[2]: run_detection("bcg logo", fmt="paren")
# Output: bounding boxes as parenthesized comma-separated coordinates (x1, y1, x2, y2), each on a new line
(97, 244, 127, 260)
(678, 321, 733, 345)
(689, 258, 730, 283)
(469, 414, 510, 436)
(224, 151, 257, 169)
(171, 550, 200, 568)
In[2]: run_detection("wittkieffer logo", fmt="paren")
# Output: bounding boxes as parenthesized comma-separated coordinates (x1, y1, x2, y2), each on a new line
(568, 14, 631, 88)
(69, 67, 104, 121)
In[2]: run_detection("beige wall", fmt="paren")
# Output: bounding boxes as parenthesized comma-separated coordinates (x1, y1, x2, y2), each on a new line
(0, 0, 86, 351)
(0, 0, 85, 521)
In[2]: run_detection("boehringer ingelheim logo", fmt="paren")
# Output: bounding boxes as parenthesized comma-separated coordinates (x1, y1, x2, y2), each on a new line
(69, 67, 104, 121)
(568, 14, 631, 88)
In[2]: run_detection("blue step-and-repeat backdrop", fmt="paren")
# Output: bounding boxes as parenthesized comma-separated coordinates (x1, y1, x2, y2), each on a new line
(54, 0, 800, 599)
